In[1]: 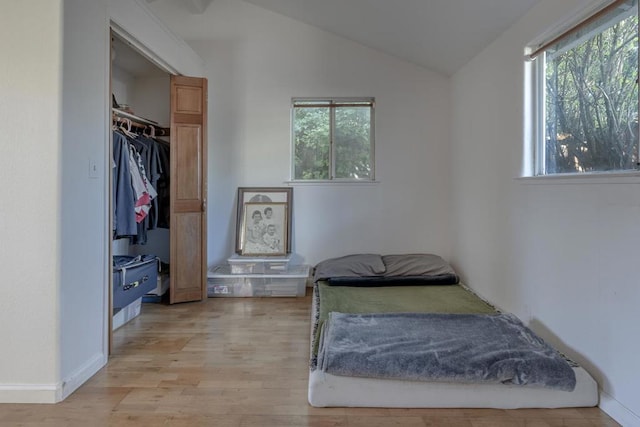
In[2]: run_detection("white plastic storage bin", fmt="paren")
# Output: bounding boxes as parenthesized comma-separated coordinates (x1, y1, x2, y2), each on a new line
(227, 254, 292, 274)
(112, 297, 142, 330)
(207, 264, 309, 297)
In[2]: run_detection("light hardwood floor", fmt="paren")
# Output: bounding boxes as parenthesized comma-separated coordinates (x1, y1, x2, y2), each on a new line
(0, 289, 620, 426)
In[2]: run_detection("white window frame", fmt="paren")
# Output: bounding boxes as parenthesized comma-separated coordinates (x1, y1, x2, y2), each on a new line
(528, 0, 640, 177)
(290, 97, 376, 182)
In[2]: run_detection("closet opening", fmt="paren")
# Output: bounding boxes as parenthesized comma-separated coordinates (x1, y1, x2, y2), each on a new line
(108, 28, 209, 352)
(110, 30, 172, 342)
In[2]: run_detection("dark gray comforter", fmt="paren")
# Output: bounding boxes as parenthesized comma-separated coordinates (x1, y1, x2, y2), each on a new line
(317, 312, 576, 391)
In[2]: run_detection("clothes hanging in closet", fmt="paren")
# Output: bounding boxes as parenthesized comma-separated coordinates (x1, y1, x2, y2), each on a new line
(155, 139, 170, 229)
(112, 131, 138, 238)
(129, 135, 160, 244)
(112, 129, 170, 243)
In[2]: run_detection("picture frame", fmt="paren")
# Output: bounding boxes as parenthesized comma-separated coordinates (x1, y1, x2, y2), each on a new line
(235, 187, 293, 254)
(240, 202, 288, 256)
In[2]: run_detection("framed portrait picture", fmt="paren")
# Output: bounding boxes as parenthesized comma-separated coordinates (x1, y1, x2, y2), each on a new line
(240, 202, 288, 256)
(235, 187, 293, 254)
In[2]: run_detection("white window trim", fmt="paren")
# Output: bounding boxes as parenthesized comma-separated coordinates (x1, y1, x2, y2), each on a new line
(290, 97, 376, 183)
(525, 0, 640, 178)
(516, 171, 640, 185)
(284, 179, 380, 187)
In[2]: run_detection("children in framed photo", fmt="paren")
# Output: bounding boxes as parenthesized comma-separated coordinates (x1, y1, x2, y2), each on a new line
(240, 202, 288, 256)
(235, 187, 293, 254)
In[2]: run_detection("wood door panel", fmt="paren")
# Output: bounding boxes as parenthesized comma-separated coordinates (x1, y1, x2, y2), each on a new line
(175, 87, 203, 114)
(174, 200, 203, 212)
(172, 213, 204, 301)
(175, 125, 202, 201)
(172, 113, 203, 125)
(170, 75, 207, 304)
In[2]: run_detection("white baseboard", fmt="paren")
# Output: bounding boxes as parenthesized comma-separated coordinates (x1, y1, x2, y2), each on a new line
(600, 389, 640, 427)
(0, 353, 106, 404)
(0, 384, 59, 404)
(61, 353, 107, 401)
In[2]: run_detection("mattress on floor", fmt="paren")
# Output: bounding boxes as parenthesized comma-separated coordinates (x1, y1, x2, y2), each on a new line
(309, 282, 599, 408)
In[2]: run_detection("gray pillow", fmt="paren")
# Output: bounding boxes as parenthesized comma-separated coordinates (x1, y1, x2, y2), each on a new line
(313, 254, 386, 282)
(382, 254, 457, 277)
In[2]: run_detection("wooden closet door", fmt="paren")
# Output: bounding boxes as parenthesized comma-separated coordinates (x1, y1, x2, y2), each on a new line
(170, 75, 208, 304)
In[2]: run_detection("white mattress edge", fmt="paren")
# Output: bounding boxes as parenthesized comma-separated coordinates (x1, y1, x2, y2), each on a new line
(308, 366, 599, 408)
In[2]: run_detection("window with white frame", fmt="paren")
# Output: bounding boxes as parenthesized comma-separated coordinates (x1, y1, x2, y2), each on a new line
(291, 98, 375, 181)
(529, 0, 639, 175)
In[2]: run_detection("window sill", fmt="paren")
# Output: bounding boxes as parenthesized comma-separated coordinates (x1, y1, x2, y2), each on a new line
(284, 180, 380, 187)
(516, 171, 640, 185)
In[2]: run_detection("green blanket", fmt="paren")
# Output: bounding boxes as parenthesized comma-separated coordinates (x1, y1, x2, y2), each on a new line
(312, 282, 497, 363)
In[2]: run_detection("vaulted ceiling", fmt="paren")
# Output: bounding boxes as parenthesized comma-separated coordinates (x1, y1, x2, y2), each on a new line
(148, 0, 542, 75)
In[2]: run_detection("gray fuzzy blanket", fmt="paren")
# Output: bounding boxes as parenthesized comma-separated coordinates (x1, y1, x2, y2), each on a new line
(317, 312, 576, 391)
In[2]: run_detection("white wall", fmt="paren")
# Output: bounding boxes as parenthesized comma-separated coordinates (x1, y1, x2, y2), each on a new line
(150, 0, 453, 266)
(0, 0, 203, 403)
(0, 0, 64, 403)
(111, 66, 135, 106)
(450, 0, 640, 425)
(59, 0, 111, 400)
(130, 76, 170, 125)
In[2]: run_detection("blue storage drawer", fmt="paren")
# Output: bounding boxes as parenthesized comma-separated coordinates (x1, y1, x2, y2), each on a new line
(113, 255, 159, 309)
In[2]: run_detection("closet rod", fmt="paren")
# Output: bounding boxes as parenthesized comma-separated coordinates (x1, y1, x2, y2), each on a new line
(113, 108, 170, 136)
